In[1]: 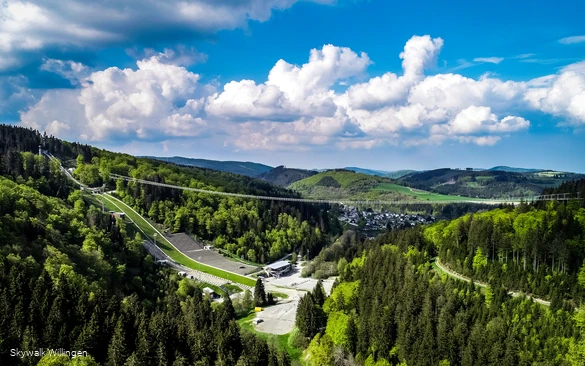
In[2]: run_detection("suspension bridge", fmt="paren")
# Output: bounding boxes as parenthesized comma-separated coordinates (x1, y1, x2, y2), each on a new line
(44, 151, 579, 207)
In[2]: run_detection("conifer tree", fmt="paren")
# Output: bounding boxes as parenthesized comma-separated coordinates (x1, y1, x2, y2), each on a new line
(345, 316, 358, 355)
(312, 280, 326, 307)
(254, 278, 267, 307)
(107, 316, 128, 366)
(295, 293, 317, 338)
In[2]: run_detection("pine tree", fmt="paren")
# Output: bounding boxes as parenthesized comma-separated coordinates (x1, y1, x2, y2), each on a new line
(107, 316, 128, 366)
(312, 280, 326, 307)
(345, 316, 358, 355)
(267, 292, 275, 306)
(254, 278, 267, 307)
(135, 313, 153, 365)
(241, 290, 253, 313)
(295, 293, 317, 338)
(217, 320, 242, 365)
(21, 325, 39, 366)
(74, 311, 100, 356)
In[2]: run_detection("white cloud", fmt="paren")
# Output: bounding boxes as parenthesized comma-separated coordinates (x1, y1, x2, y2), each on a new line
(559, 35, 585, 44)
(525, 70, 585, 125)
(206, 44, 370, 120)
(0, 0, 330, 70)
(18, 34, 585, 151)
(474, 136, 501, 146)
(473, 57, 504, 64)
(561, 61, 585, 74)
(21, 55, 205, 140)
(342, 35, 444, 110)
(399, 35, 444, 80)
(127, 46, 207, 66)
(40, 58, 89, 84)
(513, 54, 535, 59)
(438, 106, 529, 135)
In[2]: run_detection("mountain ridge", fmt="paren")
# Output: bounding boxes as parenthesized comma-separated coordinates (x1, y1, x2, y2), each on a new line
(140, 155, 273, 178)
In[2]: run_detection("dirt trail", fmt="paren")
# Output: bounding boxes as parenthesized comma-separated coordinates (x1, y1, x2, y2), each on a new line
(434, 258, 551, 307)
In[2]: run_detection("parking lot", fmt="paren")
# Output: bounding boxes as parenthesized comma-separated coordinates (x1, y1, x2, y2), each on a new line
(263, 263, 335, 295)
(249, 265, 336, 335)
(254, 297, 299, 335)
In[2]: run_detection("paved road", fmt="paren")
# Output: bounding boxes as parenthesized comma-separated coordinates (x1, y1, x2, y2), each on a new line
(434, 257, 551, 307)
(254, 298, 299, 335)
(247, 266, 336, 335)
(103, 193, 255, 287)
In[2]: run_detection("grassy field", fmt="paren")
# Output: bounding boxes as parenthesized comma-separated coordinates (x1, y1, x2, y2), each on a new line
(101, 193, 256, 287)
(223, 283, 244, 294)
(237, 312, 303, 361)
(215, 247, 264, 267)
(289, 170, 486, 203)
(289, 170, 383, 190)
(372, 183, 477, 201)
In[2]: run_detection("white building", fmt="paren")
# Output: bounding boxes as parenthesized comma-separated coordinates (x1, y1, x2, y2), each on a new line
(264, 261, 292, 277)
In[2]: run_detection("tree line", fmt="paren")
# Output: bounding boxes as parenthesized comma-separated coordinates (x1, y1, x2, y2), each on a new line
(0, 176, 292, 365)
(296, 228, 585, 365)
(78, 152, 338, 263)
(424, 200, 585, 307)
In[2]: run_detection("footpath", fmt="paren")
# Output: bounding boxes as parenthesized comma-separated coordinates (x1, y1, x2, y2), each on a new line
(434, 257, 551, 307)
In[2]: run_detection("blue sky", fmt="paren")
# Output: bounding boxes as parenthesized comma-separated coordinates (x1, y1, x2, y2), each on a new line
(1, 0, 585, 172)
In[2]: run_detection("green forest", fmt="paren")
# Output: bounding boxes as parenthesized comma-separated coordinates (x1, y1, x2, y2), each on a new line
(3, 124, 585, 365)
(0, 125, 340, 264)
(297, 224, 585, 365)
(0, 125, 300, 365)
(424, 201, 585, 306)
(81, 152, 335, 263)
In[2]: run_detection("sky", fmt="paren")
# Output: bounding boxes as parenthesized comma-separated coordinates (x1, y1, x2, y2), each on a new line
(1, 0, 585, 172)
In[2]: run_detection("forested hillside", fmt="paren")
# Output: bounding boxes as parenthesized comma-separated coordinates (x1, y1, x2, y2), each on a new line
(0, 124, 339, 264)
(141, 156, 273, 178)
(400, 168, 585, 199)
(543, 178, 585, 199)
(424, 201, 585, 306)
(77, 152, 336, 263)
(258, 165, 318, 187)
(0, 176, 292, 365)
(289, 169, 468, 203)
(297, 228, 585, 365)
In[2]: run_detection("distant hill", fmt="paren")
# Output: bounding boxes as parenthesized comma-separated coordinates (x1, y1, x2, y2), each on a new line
(489, 166, 544, 173)
(399, 168, 585, 199)
(258, 166, 318, 187)
(385, 169, 420, 179)
(343, 167, 391, 177)
(288, 169, 467, 202)
(343, 167, 417, 179)
(140, 156, 273, 178)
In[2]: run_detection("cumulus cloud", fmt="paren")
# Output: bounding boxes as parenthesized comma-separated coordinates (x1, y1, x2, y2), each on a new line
(343, 35, 443, 110)
(206, 44, 370, 120)
(18, 34, 585, 151)
(21, 55, 206, 140)
(525, 70, 585, 125)
(40, 59, 89, 85)
(432, 106, 529, 135)
(0, 0, 330, 70)
(126, 46, 207, 67)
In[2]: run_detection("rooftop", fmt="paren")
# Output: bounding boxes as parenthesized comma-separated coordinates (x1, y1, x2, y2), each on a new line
(266, 261, 291, 270)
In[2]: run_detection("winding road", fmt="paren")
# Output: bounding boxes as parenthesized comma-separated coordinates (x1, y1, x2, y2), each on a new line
(433, 257, 551, 307)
